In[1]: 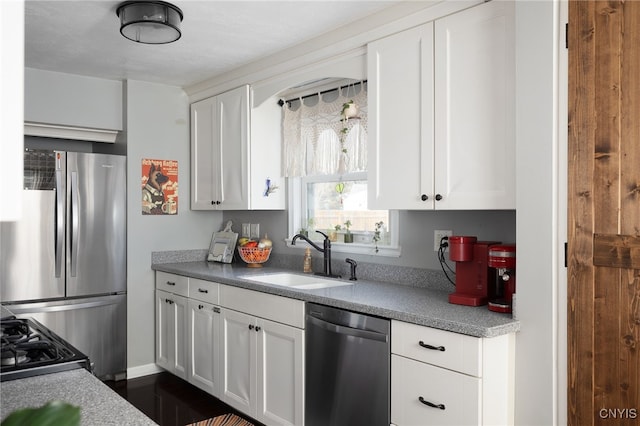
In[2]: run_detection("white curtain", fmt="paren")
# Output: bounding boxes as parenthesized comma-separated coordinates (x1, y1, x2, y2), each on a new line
(282, 84, 367, 177)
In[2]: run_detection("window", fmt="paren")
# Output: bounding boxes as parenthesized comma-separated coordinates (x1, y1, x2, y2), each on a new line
(293, 172, 398, 254)
(282, 81, 399, 255)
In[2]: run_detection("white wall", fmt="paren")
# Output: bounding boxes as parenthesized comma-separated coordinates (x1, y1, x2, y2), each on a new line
(515, 1, 564, 424)
(124, 80, 222, 373)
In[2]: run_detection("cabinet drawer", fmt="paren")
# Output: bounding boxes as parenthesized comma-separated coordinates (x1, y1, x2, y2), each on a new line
(392, 320, 481, 376)
(188, 278, 219, 304)
(220, 285, 305, 329)
(156, 272, 189, 296)
(391, 355, 480, 426)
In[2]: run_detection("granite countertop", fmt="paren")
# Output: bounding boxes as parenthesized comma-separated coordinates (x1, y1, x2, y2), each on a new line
(152, 261, 520, 338)
(0, 369, 156, 425)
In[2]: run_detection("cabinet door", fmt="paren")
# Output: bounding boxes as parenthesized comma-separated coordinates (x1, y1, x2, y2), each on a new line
(156, 290, 172, 371)
(434, 0, 515, 209)
(256, 318, 304, 426)
(191, 96, 220, 210)
(217, 85, 250, 210)
(155, 290, 188, 379)
(188, 299, 221, 397)
(368, 22, 435, 210)
(172, 294, 188, 379)
(391, 355, 480, 426)
(191, 86, 250, 210)
(221, 308, 256, 415)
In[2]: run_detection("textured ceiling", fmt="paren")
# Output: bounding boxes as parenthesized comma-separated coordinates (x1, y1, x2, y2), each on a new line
(25, 0, 398, 88)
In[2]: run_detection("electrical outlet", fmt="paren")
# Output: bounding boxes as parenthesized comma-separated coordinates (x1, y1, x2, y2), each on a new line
(434, 230, 453, 251)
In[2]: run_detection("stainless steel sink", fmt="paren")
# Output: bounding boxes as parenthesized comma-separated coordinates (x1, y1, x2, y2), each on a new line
(240, 272, 353, 290)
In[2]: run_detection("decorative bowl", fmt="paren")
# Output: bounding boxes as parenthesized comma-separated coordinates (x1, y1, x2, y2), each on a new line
(237, 246, 272, 268)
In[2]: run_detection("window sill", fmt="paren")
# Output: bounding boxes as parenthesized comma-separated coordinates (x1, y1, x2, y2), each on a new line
(284, 238, 401, 257)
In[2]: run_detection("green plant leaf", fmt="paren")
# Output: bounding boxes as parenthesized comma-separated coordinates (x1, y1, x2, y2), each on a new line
(2, 401, 80, 426)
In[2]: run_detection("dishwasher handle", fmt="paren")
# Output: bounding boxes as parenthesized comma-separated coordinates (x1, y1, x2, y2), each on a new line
(307, 314, 389, 343)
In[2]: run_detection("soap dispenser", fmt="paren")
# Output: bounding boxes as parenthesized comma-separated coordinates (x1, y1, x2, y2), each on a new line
(303, 248, 312, 273)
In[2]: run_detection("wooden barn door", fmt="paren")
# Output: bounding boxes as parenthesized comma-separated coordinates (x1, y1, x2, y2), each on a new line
(568, 1, 640, 425)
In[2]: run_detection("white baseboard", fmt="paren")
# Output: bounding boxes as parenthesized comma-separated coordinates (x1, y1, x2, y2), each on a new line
(126, 363, 164, 379)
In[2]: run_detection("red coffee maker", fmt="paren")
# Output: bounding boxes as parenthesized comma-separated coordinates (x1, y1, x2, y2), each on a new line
(487, 245, 516, 313)
(448, 236, 500, 306)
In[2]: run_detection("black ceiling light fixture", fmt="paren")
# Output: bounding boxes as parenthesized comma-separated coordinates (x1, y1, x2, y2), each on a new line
(116, 1, 183, 44)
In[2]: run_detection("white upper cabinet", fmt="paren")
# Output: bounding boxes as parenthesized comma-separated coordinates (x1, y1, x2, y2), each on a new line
(190, 85, 285, 211)
(368, 22, 434, 210)
(191, 85, 250, 210)
(368, 0, 515, 210)
(434, 0, 515, 209)
(25, 68, 123, 132)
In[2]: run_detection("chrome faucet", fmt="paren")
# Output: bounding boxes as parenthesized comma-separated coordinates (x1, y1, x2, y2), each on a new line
(291, 230, 340, 278)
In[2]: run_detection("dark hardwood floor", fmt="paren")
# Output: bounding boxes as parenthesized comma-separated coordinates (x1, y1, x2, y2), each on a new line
(104, 372, 261, 426)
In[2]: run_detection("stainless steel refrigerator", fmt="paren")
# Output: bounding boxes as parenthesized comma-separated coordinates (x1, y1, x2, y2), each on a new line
(1, 149, 127, 380)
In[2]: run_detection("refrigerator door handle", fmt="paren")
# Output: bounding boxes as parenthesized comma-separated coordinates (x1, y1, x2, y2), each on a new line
(70, 171, 79, 277)
(8, 298, 120, 313)
(55, 169, 64, 278)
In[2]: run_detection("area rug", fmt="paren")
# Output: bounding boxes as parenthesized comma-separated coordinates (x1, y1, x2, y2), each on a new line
(186, 413, 254, 426)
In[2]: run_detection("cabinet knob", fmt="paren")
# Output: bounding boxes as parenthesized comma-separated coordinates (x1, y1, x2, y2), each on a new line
(248, 324, 255, 330)
(255, 326, 261, 332)
(198, 288, 208, 293)
(198, 304, 204, 309)
(435, 194, 443, 201)
(421, 194, 428, 201)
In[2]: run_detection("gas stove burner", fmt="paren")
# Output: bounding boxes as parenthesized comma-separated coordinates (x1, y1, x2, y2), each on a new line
(1, 348, 28, 366)
(0, 315, 90, 381)
(0, 317, 30, 341)
(1, 336, 59, 367)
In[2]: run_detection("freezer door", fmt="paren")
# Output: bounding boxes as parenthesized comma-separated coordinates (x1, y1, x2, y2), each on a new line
(6, 294, 127, 380)
(0, 150, 65, 302)
(66, 153, 126, 297)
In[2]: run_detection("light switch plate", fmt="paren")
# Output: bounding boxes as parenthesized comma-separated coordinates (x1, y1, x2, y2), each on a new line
(250, 223, 260, 239)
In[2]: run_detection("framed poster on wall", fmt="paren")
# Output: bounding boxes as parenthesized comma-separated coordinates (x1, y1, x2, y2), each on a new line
(141, 158, 178, 215)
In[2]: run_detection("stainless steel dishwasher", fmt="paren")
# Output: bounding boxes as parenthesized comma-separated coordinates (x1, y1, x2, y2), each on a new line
(305, 302, 390, 426)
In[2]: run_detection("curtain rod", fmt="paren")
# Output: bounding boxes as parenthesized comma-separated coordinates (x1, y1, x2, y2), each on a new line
(277, 80, 367, 107)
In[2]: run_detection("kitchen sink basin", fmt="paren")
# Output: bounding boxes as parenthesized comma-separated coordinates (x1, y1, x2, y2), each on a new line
(240, 272, 353, 290)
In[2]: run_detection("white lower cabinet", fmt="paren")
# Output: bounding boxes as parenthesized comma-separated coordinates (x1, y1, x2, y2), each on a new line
(220, 302, 304, 426)
(257, 315, 304, 426)
(391, 320, 514, 426)
(187, 299, 221, 396)
(392, 355, 480, 426)
(155, 289, 188, 380)
(187, 278, 221, 396)
(220, 308, 255, 413)
(156, 273, 304, 426)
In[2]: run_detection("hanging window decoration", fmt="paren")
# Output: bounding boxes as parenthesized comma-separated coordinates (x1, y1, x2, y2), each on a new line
(281, 82, 367, 179)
